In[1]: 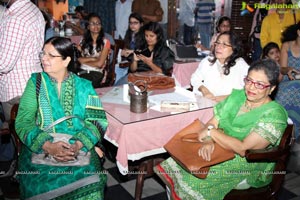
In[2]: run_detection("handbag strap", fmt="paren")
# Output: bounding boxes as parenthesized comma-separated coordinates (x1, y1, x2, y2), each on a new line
(42, 116, 85, 132)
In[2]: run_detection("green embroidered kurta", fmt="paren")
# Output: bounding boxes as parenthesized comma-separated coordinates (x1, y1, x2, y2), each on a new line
(16, 72, 108, 199)
(155, 89, 288, 200)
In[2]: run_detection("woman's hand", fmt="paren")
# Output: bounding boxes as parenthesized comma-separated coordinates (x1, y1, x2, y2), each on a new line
(199, 86, 216, 100)
(70, 140, 83, 157)
(198, 143, 215, 161)
(287, 67, 297, 80)
(42, 141, 76, 162)
(121, 49, 133, 57)
(137, 52, 153, 66)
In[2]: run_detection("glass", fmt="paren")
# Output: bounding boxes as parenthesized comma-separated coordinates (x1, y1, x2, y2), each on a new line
(89, 22, 101, 26)
(129, 21, 140, 25)
(214, 41, 232, 48)
(244, 77, 270, 89)
(39, 51, 62, 59)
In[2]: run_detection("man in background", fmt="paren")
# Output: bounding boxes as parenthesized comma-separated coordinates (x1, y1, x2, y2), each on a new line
(179, 0, 196, 45)
(0, 0, 44, 123)
(195, 0, 215, 49)
(115, 0, 133, 39)
(132, 0, 163, 24)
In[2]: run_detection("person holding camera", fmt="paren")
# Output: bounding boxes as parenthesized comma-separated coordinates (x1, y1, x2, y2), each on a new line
(115, 22, 174, 85)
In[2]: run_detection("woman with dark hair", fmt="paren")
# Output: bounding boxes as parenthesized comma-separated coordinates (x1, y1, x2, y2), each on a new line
(262, 42, 280, 62)
(15, 37, 108, 199)
(280, 22, 300, 80)
(130, 21, 174, 75)
(156, 59, 288, 200)
(191, 31, 249, 102)
(196, 16, 231, 51)
(123, 12, 144, 50)
(76, 13, 111, 88)
(115, 22, 174, 85)
(275, 22, 300, 140)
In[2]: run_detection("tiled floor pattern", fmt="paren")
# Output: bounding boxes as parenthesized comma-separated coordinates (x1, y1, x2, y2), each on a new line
(1, 141, 300, 200)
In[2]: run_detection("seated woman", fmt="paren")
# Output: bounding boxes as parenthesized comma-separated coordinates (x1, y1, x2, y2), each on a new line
(121, 12, 144, 60)
(275, 22, 300, 140)
(196, 16, 231, 51)
(155, 59, 288, 200)
(75, 13, 111, 88)
(115, 22, 175, 85)
(15, 37, 108, 199)
(191, 31, 249, 102)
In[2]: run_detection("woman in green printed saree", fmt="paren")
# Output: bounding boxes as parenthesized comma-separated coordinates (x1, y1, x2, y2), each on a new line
(154, 59, 288, 200)
(15, 37, 108, 200)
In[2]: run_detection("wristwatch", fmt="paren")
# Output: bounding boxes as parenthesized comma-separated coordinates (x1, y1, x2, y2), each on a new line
(207, 125, 215, 137)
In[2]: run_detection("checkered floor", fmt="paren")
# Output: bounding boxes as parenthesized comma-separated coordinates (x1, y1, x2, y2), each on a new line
(1, 141, 300, 200)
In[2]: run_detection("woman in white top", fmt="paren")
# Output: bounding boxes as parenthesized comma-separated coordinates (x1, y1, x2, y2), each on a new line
(191, 31, 249, 102)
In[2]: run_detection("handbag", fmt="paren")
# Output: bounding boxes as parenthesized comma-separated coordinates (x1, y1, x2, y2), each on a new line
(31, 116, 91, 166)
(164, 119, 235, 178)
(128, 71, 175, 90)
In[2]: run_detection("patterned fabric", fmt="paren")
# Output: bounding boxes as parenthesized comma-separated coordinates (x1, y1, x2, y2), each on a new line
(275, 47, 300, 139)
(276, 80, 300, 139)
(15, 72, 108, 199)
(0, 0, 44, 102)
(195, 0, 215, 24)
(155, 89, 288, 200)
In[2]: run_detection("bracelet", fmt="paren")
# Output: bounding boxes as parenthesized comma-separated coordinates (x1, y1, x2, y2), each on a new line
(207, 125, 214, 137)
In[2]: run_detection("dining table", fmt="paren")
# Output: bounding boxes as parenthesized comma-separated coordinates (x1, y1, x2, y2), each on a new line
(96, 86, 215, 199)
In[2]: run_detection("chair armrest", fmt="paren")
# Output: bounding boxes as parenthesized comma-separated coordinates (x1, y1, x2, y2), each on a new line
(245, 147, 287, 162)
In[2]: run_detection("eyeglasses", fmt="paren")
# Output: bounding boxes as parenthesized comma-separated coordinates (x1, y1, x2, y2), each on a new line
(89, 22, 101, 26)
(214, 41, 232, 48)
(129, 21, 140, 25)
(244, 77, 271, 89)
(39, 51, 62, 59)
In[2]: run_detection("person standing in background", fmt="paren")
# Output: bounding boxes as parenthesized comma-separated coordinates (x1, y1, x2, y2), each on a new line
(84, 0, 115, 34)
(0, 0, 44, 125)
(260, 0, 300, 49)
(115, 0, 133, 39)
(158, 0, 168, 39)
(179, 0, 196, 45)
(195, 0, 215, 49)
(132, 0, 163, 24)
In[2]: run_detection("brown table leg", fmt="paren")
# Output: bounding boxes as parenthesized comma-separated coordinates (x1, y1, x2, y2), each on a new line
(134, 157, 165, 200)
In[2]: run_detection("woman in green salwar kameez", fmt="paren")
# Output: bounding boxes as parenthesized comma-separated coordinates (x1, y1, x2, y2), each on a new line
(15, 37, 107, 200)
(155, 59, 288, 200)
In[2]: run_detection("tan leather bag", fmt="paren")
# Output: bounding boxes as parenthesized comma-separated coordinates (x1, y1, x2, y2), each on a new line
(128, 72, 175, 90)
(164, 119, 235, 178)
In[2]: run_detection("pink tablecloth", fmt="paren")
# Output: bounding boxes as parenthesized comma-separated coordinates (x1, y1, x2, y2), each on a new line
(172, 61, 200, 88)
(104, 106, 213, 175)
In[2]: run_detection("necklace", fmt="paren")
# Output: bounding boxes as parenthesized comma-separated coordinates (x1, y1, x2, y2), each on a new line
(244, 102, 252, 111)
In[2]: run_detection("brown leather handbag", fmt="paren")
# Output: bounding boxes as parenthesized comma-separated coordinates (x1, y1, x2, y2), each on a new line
(164, 119, 235, 178)
(128, 72, 175, 90)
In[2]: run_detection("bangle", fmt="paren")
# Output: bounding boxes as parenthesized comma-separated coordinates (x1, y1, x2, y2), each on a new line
(207, 125, 214, 137)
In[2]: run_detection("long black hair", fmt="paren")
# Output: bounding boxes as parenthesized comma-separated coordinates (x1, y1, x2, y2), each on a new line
(209, 31, 244, 75)
(136, 22, 165, 57)
(124, 12, 144, 49)
(281, 22, 300, 43)
(81, 13, 105, 55)
(44, 37, 80, 72)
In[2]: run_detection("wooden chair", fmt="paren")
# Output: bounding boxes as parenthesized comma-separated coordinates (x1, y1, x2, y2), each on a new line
(224, 124, 295, 200)
(114, 39, 131, 68)
(99, 42, 120, 87)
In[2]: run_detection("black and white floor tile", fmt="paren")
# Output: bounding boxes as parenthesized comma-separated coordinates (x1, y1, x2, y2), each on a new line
(1, 140, 300, 200)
